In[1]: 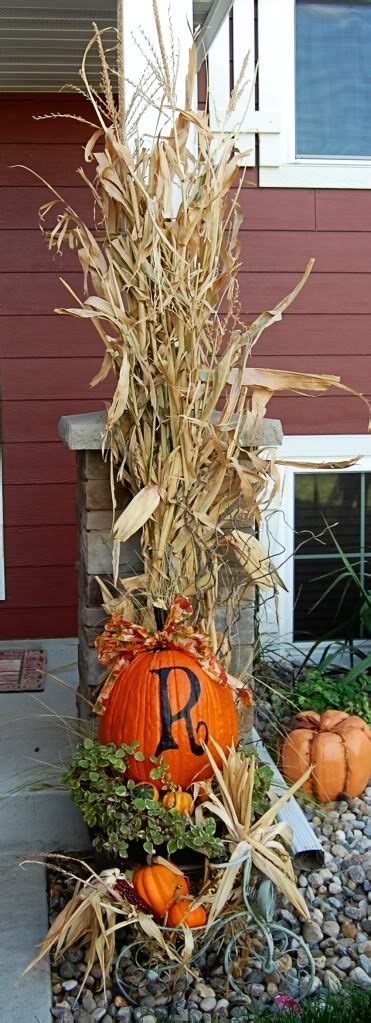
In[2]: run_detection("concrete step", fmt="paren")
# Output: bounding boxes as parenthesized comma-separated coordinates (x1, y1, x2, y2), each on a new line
(0, 790, 90, 853)
(0, 853, 50, 1023)
(0, 793, 90, 1023)
(0, 639, 90, 1021)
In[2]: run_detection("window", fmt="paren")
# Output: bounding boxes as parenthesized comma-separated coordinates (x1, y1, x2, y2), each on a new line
(258, 0, 371, 186)
(261, 435, 371, 652)
(294, 471, 371, 641)
(296, 1, 371, 159)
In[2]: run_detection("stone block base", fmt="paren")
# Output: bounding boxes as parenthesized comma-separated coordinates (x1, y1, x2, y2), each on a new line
(75, 450, 140, 714)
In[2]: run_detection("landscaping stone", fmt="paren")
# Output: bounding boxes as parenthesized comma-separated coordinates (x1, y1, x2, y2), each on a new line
(60, 961, 78, 980)
(350, 967, 371, 988)
(48, 781, 371, 1021)
(302, 921, 324, 945)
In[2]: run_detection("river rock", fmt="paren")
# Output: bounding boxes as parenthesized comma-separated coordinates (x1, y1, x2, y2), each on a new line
(350, 966, 371, 988)
(322, 920, 340, 938)
(303, 921, 324, 945)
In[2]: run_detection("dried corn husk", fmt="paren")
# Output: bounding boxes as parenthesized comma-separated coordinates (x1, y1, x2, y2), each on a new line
(199, 741, 311, 928)
(23, 861, 133, 996)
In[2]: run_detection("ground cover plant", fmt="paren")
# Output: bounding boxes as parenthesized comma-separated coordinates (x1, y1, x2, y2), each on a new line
(63, 736, 223, 859)
(291, 665, 371, 724)
(254, 986, 371, 1022)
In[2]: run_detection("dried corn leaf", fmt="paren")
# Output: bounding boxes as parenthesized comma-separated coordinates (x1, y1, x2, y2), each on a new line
(113, 485, 161, 543)
(207, 842, 250, 929)
(225, 530, 287, 591)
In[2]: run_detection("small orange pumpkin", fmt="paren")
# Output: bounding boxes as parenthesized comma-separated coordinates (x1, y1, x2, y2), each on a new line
(167, 898, 207, 929)
(162, 790, 194, 815)
(280, 710, 371, 802)
(99, 646, 237, 789)
(133, 864, 189, 918)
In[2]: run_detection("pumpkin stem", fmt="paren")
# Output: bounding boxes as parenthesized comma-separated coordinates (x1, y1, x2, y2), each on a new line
(154, 605, 167, 631)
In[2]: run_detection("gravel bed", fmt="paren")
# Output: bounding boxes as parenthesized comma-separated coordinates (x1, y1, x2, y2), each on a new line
(48, 789, 371, 1022)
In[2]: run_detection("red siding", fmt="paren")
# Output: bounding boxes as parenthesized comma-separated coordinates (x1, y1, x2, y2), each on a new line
(1, 95, 370, 639)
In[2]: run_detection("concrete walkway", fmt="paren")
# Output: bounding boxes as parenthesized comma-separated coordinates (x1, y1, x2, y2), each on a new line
(0, 638, 90, 1023)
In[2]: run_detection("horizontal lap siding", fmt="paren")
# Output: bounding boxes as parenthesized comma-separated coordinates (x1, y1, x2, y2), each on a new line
(0, 96, 95, 638)
(1, 95, 370, 638)
(239, 184, 371, 436)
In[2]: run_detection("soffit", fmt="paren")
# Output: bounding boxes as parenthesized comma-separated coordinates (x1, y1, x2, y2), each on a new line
(0, 1, 216, 91)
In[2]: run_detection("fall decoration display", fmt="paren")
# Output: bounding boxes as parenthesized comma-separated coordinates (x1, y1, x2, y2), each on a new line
(133, 863, 189, 918)
(162, 791, 194, 815)
(26, 5, 367, 1002)
(167, 899, 207, 929)
(280, 710, 371, 802)
(97, 597, 238, 789)
(29, 11, 365, 659)
(27, 758, 318, 1001)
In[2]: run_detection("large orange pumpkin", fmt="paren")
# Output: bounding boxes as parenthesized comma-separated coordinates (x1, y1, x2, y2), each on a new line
(133, 864, 189, 918)
(280, 710, 371, 802)
(98, 646, 238, 788)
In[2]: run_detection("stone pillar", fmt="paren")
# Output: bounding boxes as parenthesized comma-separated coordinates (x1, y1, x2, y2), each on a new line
(75, 448, 141, 713)
(58, 411, 283, 718)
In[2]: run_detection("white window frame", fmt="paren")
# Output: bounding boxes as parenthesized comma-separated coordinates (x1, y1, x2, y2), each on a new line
(261, 434, 371, 659)
(258, 0, 371, 188)
(208, 0, 257, 165)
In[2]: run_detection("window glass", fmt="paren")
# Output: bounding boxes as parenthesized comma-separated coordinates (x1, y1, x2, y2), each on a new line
(295, 472, 361, 553)
(296, 1, 371, 158)
(293, 471, 371, 641)
(294, 556, 362, 640)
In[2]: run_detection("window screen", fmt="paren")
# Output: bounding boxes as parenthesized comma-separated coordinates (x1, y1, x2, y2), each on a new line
(296, 1, 371, 158)
(294, 472, 371, 641)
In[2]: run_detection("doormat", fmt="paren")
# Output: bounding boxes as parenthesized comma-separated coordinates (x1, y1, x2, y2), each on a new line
(0, 650, 47, 692)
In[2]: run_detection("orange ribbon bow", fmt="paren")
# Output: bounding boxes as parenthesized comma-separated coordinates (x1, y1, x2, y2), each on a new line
(94, 595, 234, 716)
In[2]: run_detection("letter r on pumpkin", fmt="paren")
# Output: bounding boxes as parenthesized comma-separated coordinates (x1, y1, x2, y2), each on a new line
(152, 665, 208, 756)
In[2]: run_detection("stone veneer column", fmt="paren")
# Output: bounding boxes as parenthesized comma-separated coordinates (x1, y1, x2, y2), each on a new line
(58, 411, 283, 716)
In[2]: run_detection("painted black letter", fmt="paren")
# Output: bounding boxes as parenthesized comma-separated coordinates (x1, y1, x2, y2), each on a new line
(153, 665, 208, 756)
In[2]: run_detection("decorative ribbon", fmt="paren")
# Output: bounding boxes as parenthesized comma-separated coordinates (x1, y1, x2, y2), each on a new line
(94, 595, 252, 716)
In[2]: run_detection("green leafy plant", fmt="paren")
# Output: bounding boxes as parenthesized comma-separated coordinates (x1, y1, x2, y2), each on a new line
(64, 738, 275, 860)
(63, 738, 223, 859)
(292, 667, 371, 724)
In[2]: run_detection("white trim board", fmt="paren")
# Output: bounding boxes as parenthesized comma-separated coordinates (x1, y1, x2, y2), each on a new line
(257, 0, 371, 188)
(208, 0, 256, 166)
(260, 435, 371, 658)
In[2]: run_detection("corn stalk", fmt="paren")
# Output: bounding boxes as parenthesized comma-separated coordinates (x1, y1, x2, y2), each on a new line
(26, 8, 366, 647)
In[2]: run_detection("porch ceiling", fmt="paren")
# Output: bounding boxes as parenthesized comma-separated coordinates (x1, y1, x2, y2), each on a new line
(0, 0, 218, 92)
